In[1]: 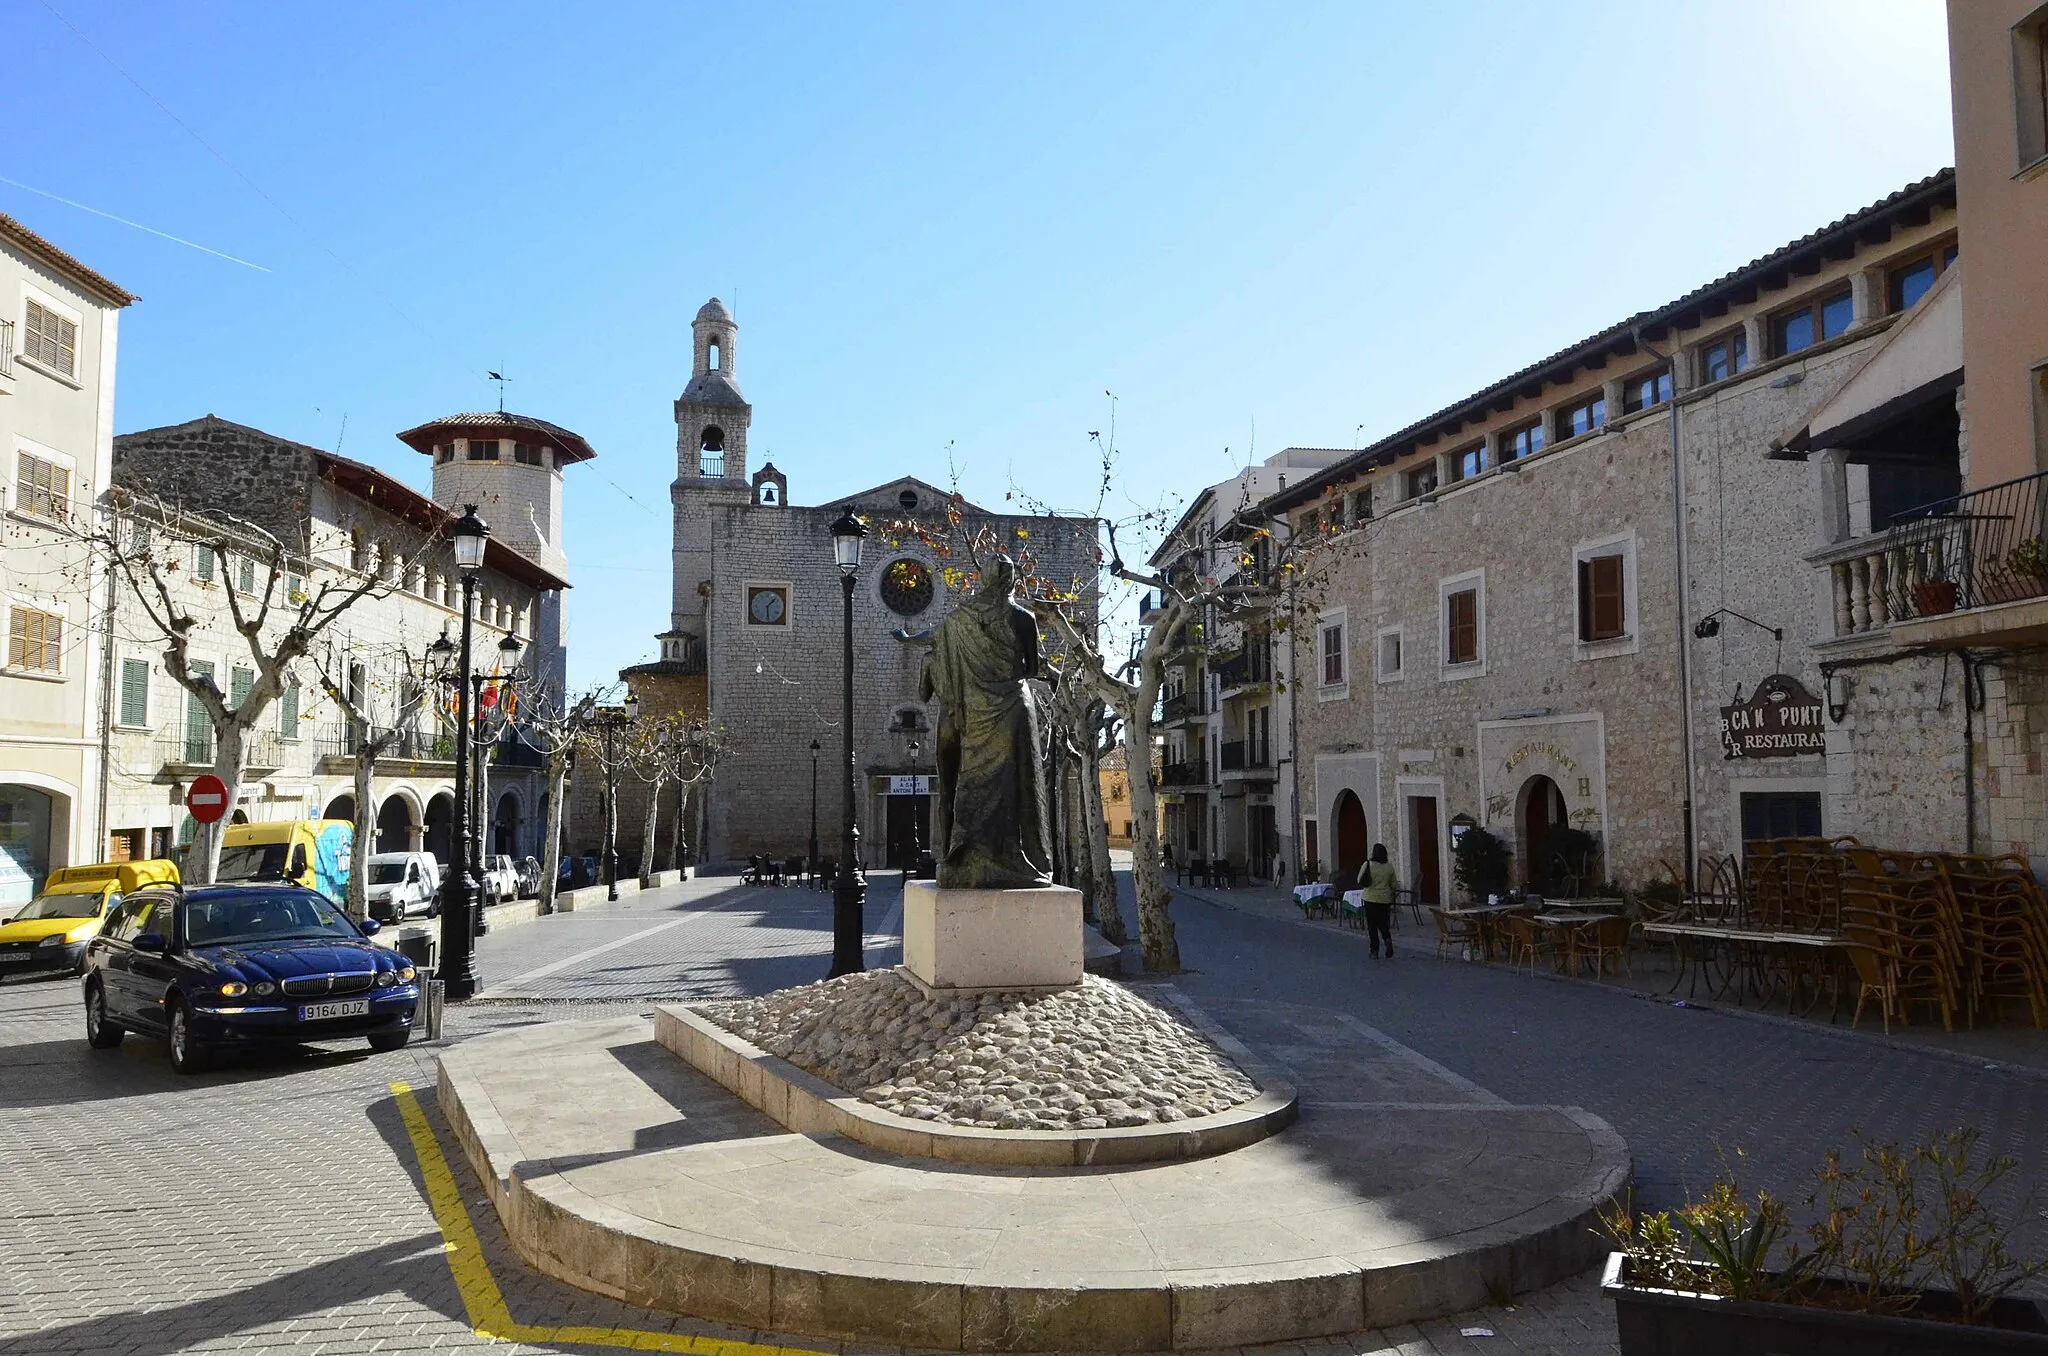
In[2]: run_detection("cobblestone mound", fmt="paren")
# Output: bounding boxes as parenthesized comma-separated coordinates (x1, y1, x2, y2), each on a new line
(697, 971, 1260, 1129)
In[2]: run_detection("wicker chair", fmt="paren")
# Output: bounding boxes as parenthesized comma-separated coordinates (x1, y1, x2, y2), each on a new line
(1431, 907, 1483, 961)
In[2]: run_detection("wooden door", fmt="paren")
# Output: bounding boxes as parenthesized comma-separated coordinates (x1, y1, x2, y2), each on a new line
(1333, 791, 1368, 886)
(1411, 796, 1442, 905)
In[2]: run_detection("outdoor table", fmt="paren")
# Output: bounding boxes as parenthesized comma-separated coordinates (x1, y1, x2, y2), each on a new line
(1534, 912, 1617, 973)
(1293, 883, 1338, 919)
(1640, 922, 1850, 1017)
(1435, 902, 1519, 959)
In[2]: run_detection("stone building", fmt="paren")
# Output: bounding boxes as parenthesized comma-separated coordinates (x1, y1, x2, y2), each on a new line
(1262, 171, 1966, 897)
(0, 213, 133, 904)
(573, 299, 1099, 869)
(103, 416, 577, 864)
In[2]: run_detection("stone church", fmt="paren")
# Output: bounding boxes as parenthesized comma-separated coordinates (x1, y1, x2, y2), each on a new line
(572, 299, 1098, 870)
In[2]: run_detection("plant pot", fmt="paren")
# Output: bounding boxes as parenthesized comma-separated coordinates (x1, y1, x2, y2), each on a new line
(1983, 571, 2048, 606)
(1602, 1253, 2048, 1356)
(1911, 580, 1959, 616)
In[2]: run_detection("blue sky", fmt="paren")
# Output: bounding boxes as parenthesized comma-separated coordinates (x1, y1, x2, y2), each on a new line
(7, 1, 1954, 690)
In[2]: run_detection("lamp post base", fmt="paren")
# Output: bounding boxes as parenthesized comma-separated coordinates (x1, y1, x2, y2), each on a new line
(827, 869, 867, 978)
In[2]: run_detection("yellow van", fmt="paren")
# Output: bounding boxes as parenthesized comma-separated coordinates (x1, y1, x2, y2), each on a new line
(0, 859, 181, 979)
(217, 819, 354, 903)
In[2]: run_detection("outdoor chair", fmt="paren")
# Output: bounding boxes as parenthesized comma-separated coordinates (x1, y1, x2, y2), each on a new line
(1584, 915, 1633, 979)
(1498, 913, 1542, 973)
(813, 857, 837, 890)
(742, 855, 770, 885)
(1431, 907, 1482, 961)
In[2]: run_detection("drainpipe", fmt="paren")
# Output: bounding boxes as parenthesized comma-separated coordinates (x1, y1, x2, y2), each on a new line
(1634, 332, 1699, 893)
(1962, 652, 1977, 854)
(96, 532, 118, 859)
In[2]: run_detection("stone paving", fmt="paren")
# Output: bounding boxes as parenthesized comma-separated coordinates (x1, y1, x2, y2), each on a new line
(0, 863, 2039, 1354)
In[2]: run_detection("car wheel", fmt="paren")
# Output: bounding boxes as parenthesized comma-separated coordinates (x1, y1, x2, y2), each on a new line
(84, 981, 124, 1049)
(368, 1029, 410, 1054)
(166, 999, 210, 1074)
(426, 894, 440, 919)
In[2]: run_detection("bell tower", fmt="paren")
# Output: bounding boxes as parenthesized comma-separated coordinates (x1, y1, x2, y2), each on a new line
(666, 297, 753, 668)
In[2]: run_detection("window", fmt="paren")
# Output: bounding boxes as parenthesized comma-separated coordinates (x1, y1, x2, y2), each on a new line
(119, 657, 150, 727)
(195, 544, 216, 583)
(230, 666, 254, 712)
(236, 555, 256, 593)
(1886, 244, 1957, 313)
(1577, 554, 1627, 641)
(14, 451, 70, 519)
(1450, 444, 1487, 481)
(1624, 367, 1673, 413)
(286, 571, 304, 604)
(1556, 394, 1606, 441)
(513, 442, 546, 466)
(434, 444, 454, 464)
(184, 660, 214, 764)
(1404, 463, 1438, 499)
(1320, 622, 1346, 686)
(8, 606, 62, 674)
(1501, 420, 1544, 462)
(2015, 7, 2048, 169)
(1376, 627, 1403, 681)
(1699, 330, 1748, 383)
(1350, 487, 1373, 522)
(1740, 791, 1822, 842)
(1445, 588, 1479, 665)
(1772, 288, 1853, 356)
(467, 439, 500, 462)
(280, 683, 301, 736)
(22, 300, 77, 378)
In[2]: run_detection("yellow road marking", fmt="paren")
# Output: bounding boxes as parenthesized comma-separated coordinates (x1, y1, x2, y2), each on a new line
(390, 1081, 828, 1355)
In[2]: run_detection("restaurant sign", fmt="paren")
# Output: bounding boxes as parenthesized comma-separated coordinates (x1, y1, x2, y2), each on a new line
(1719, 674, 1826, 760)
(887, 775, 933, 795)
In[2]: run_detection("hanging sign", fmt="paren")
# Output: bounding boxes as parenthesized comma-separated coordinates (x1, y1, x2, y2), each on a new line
(1719, 674, 1826, 759)
(888, 775, 932, 795)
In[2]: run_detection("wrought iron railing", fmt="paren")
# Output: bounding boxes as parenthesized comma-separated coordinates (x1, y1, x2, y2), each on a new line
(1219, 740, 1272, 773)
(1160, 689, 1205, 723)
(1158, 757, 1207, 788)
(1213, 646, 1271, 690)
(0, 319, 14, 379)
(1825, 469, 2048, 635)
(161, 729, 287, 770)
(314, 723, 449, 762)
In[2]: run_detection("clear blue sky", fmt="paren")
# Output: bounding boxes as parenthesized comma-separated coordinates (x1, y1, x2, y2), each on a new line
(7, 0, 1954, 691)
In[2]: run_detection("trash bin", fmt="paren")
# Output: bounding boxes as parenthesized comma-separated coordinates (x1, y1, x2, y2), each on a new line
(393, 927, 438, 972)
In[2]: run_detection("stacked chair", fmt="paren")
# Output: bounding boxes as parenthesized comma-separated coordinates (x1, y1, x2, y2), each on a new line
(1839, 849, 1963, 1033)
(1937, 854, 2048, 1029)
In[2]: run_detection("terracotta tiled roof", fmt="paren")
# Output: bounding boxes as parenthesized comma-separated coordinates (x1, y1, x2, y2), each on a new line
(395, 411, 597, 464)
(0, 212, 137, 306)
(1264, 168, 1958, 513)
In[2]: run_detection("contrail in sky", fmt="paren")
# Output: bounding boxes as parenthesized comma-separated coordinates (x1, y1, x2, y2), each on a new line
(0, 173, 271, 272)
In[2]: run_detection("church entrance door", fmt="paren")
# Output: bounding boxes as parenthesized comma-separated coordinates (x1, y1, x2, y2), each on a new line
(884, 793, 930, 870)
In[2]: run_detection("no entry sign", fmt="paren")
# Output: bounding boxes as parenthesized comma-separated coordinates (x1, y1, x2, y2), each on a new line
(186, 774, 230, 824)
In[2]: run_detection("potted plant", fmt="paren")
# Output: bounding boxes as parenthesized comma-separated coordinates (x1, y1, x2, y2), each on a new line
(1451, 825, 1511, 903)
(1987, 537, 2048, 605)
(1601, 1130, 2048, 1355)
(1912, 570, 1960, 616)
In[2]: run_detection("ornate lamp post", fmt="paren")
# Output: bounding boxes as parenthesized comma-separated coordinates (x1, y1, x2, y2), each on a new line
(808, 738, 820, 882)
(591, 697, 639, 902)
(828, 510, 867, 977)
(909, 737, 925, 871)
(432, 505, 490, 1001)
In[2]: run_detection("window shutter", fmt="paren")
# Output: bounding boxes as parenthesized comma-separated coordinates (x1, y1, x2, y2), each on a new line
(281, 683, 300, 733)
(121, 658, 150, 726)
(1449, 590, 1478, 664)
(238, 556, 256, 593)
(230, 666, 254, 711)
(7, 609, 26, 669)
(185, 660, 215, 764)
(195, 545, 215, 582)
(1577, 560, 1594, 641)
(1593, 556, 1625, 639)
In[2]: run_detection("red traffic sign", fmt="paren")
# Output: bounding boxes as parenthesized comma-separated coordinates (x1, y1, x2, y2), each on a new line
(186, 774, 230, 825)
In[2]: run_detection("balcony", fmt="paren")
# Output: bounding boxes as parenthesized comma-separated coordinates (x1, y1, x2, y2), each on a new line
(1159, 689, 1207, 726)
(1213, 646, 1272, 695)
(1219, 740, 1274, 779)
(1138, 591, 1166, 626)
(314, 723, 454, 771)
(1815, 470, 2048, 648)
(1158, 757, 1208, 790)
(160, 729, 290, 774)
(0, 318, 13, 381)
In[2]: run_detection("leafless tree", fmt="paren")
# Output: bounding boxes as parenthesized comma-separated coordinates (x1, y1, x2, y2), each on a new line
(513, 682, 613, 911)
(311, 639, 430, 920)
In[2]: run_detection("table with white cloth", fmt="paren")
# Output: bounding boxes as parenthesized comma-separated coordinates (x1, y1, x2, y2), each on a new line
(1292, 883, 1339, 918)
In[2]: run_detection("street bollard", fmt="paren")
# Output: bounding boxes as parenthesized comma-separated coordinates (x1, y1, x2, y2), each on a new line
(421, 973, 446, 1040)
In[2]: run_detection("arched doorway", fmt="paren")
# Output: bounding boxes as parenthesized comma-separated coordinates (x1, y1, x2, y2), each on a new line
(1332, 790, 1368, 887)
(324, 793, 355, 822)
(1520, 775, 1568, 892)
(376, 796, 414, 853)
(424, 793, 455, 866)
(493, 791, 520, 856)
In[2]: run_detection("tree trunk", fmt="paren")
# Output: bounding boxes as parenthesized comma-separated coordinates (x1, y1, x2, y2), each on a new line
(1079, 728, 1126, 945)
(195, 722, 250, 885)
(474, 737, 492, 872)
(347, 741, 379, 922)
(639, 773, 665, 888)
(670, 778, 688, 875)
(1120, 673, 1179, 973)
(539, 753, 569, 913)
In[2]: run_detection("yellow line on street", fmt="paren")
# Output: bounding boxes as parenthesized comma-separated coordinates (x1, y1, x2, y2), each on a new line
(390, 1081, 828, 1355)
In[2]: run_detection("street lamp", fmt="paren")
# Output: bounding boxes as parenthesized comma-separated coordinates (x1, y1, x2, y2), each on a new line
(828, 510, 867, 977)
(908, 737, 925, 873)
(808, 738, 821, 884)
(592, 696, 639, 903)
(435, 505, 490, 1002)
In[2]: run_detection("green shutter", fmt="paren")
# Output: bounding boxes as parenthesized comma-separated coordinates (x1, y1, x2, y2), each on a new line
(281, 684, 300, 735)
(195, 546, 215, 582)
(184, 660, 214, 764)
(120, 658, 149, 727)
(230, 666, 254, 711)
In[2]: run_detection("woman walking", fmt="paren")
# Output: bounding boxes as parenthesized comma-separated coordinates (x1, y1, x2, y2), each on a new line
(1357, 843, 1398, 959)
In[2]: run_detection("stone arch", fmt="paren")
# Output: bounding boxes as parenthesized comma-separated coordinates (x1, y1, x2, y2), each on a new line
(0, 781, 68, 905)
(424, 792, 455, 866)
(376, 794, 416, 852)
(493, 788, 522, 857)
(699, 425, 725, 453)
(323, 793, 356, 822)
(1332, 789, 1369, 886)
(1517, 775, 1569, 892)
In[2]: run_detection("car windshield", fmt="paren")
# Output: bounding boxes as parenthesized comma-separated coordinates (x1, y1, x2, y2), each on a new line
(10, 892, 102, 921)
(217, 844, 290, 881)
(369, 863, 406, 884)
(186, 892, 360, 947)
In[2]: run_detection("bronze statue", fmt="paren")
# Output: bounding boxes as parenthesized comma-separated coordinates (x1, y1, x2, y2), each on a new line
(915, 556, 1052, 889)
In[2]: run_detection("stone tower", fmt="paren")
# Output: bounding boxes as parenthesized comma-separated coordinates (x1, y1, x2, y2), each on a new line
(665, 298, 754, 666)
(396, 411, 595, 698)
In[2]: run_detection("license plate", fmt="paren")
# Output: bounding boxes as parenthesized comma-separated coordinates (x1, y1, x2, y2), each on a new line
(300, 999, 370, 1021)
(0, 953, 36, 964)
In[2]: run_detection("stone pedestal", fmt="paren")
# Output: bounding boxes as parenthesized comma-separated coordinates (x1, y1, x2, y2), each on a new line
(902, 880, 1083, 994)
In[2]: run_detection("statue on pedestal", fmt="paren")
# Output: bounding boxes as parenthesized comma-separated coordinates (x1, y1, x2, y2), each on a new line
(915, 556, 1052, 889)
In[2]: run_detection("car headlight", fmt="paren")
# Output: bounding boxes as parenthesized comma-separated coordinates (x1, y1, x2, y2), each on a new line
(219, 981, 248, 997)
(374, 968, 395, 988)
(38, 934, 67, 947)
(397, 964, 416, 983)
(253, 982, 275, 995)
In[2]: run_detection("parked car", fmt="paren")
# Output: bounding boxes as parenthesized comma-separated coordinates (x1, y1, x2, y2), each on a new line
(82, 883, 419, 1074)
(216, 819, 353, 903)
(0, 858, 180, 980)
(514, 856, 541, 898)
(364, 851, 440, 923)
(481, 855, 519, 904)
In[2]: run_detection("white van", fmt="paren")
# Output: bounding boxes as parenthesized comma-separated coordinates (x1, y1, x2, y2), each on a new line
(365, 851, 441, 922)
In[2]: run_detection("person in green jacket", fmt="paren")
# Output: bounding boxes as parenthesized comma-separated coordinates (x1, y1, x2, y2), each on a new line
(1356, 843, 1398, 959)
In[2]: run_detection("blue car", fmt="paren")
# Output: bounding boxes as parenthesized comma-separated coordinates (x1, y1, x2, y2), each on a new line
(81, 884, 421, 1074)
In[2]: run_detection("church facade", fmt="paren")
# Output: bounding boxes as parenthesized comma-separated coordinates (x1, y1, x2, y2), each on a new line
(577, 299, 1098, 871)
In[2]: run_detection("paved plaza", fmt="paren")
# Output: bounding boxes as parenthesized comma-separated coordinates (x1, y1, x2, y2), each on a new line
(0, 867, 2043, 1355)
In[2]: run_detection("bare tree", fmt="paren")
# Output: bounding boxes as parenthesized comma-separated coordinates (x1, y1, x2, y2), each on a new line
(312, 640, 429, 920)
(664, 715, 728, 877)
(514, 683, 609, 911)
(91, 492, 431, 883)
